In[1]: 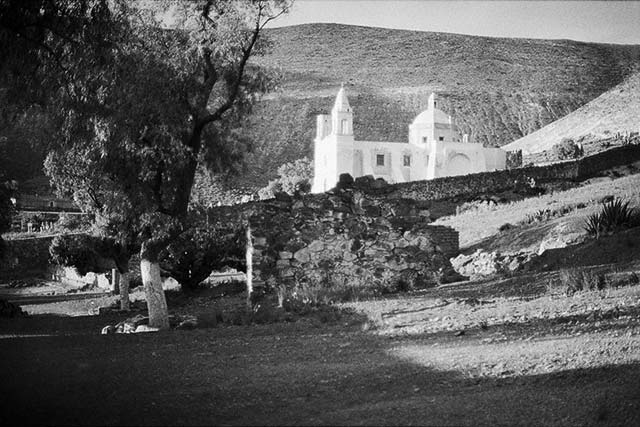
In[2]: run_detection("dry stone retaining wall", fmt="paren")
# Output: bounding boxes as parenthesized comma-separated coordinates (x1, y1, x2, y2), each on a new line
(211, 189, 460, 293)
(357, 144, 640, 203)
(577, 144, 640, 178)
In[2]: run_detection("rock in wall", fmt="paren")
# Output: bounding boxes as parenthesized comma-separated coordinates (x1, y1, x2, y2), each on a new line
(211, 188, 460, 295)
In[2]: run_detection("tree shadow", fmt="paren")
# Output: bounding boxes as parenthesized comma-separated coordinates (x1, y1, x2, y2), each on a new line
(0, 317, 638, 426)
(1, 283, 640, 425)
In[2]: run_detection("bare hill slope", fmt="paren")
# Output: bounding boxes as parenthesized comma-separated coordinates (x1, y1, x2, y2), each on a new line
(232, 23, 640, 189)
(504, 71, 640, 154)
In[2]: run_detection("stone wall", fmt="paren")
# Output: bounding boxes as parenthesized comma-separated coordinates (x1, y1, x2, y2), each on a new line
(577, 144, 640, 178)
(211, 188, 460, 293)
(361, 162, 579, 202)
(354, 144, 640, 203)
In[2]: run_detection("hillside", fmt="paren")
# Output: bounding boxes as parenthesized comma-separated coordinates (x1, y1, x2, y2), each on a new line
(503, 71, 640, 154)
(231, 23, 640, 189)
(4, 23, 640, 197)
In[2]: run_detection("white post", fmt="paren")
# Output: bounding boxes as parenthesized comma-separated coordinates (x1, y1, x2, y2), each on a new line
(111, 268, 118, 294)
(245, 223, 253, 310)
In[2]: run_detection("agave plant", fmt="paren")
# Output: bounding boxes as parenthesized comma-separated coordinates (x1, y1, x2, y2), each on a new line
(584, 198, 640, 237)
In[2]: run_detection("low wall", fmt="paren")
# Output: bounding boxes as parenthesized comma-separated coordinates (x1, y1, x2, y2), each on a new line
(362, 161, 579, 201)
(211, 189, 460, 291)
(355, 144, 640, 203)
(577, 144, 640, 178)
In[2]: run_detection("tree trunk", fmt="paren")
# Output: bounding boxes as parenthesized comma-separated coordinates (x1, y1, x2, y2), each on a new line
(120, 271, 130, 311)
(141, 257, 169, 329)
(245, 223, 253, 310)
(111, 268, 120, 294)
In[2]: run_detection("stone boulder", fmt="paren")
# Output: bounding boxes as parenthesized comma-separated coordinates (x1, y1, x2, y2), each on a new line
(451, 250, 535, 279)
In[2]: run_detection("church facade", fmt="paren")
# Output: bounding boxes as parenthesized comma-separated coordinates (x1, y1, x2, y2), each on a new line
(311, 87, 507, 193)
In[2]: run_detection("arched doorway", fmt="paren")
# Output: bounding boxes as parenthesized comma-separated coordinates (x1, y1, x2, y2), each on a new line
(447, 153, 472, 177)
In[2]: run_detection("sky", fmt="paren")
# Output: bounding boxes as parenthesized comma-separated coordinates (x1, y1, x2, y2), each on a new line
(268, 1, 640, 45)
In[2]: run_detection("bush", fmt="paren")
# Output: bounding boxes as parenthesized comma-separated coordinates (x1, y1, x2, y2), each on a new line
(498, 223, 514, 231)
(559, 268, 606, 295)
(50, 234, 130, 275)
(552, 138, 584, 160)
(584, 198, 640, 237)
(54, 213, 93, 233)
(258, 157, 313, 200)
(160, 222, 245, 291)
(0, 181, 15, 236)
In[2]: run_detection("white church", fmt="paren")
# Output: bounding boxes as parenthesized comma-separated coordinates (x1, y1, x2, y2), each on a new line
(311, 86, 508, 193)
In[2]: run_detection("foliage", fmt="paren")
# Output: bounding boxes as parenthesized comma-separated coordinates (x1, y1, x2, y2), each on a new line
(552, 138, 584, 160)
(498, 223, 514, 232)
(257, 157, 313, 199)
(189, 166, 254, 208)
(0, 178, 16, 257)
(50, 234, 132, 276)
(160, 217, 246, 291)
(584, 198, 640, 238)
(54, 213, 93, 233)
(2, 0, 289, 327)
(0, 179, 16, 234)
(559, 268, 606, 296)
(27, 1, 288, 259)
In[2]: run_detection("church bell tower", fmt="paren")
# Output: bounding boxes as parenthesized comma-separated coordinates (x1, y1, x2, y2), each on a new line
(331, 83, 353, 136)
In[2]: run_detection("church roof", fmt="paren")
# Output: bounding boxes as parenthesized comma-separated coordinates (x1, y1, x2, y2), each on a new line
(412, 107, 451, 126)
(332, 85, 351, 112)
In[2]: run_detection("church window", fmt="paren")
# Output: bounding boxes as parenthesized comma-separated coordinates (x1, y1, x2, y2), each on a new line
(341, 119, 348, 134)
(403, 155, 411, 167)
(376, 154, 385, 166)
(439, 136, 445, 141)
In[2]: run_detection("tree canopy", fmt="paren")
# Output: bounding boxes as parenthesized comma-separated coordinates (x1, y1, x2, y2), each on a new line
(1, 0, 291, 327)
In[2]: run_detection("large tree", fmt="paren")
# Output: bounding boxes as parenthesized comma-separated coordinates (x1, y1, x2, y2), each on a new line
(1, 0, 290, 328)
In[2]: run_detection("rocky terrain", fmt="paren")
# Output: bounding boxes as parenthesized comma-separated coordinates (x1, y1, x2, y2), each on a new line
(232, 23, 640, 189)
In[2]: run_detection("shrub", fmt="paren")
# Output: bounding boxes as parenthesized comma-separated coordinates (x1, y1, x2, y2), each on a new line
(559, 268, 606, 295)
(584, 198, 640, 237)
(258, 157, 313, 200)
(498, 223, 514, 232)
(160, 222, 245, 291)
(54, 213, 93, 233)
(50, 234, 129, 275)
(552, 138, 584, 160)
(606, 271, 640, 289)
(0, 180, 16, 236)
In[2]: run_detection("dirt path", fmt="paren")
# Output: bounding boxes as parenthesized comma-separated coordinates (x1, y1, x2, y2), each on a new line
(1, 293, 640, 426)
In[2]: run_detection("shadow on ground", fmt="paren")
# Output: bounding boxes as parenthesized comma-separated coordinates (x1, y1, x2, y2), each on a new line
(1, 309, 639, 426)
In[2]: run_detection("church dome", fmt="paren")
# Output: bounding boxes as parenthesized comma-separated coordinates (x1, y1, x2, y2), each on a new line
(412, 107, 451, 125)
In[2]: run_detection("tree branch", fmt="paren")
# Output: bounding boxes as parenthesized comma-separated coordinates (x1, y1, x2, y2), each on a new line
(197, 2, 267, 126)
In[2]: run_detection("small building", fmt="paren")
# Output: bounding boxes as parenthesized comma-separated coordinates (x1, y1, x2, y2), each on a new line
(312, 86, 508, 193)
(14, 194, 79, 212)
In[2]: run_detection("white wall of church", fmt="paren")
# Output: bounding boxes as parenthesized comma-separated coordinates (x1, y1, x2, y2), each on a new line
(426, 142, 507, 179)
(311, 88, 508, 194)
